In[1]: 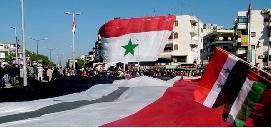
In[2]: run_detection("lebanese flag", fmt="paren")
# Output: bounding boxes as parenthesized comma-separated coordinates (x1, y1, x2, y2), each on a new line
(194, 47, 251, 108)
(72, 17, 76, 33)
(224, 70, 271, 126)
(99, 15, 175, 64)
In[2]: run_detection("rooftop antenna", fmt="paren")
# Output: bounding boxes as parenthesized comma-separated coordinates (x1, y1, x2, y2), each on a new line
(153, 8, 156, 16)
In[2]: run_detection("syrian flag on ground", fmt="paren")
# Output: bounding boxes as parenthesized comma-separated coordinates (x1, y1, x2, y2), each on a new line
(102, 78, 229, 127)
(224, 70, 271, 127)
(0, 77, 230, 127)
(194, 47, 251, 108)
(99, 15, 176, 64)
(72, 16, 76, 33)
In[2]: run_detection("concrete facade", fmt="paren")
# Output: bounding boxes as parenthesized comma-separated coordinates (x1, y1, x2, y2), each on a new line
(234, 9, 271, 67)
(201, 28, 235, 61)
(158, 15, 204, 66)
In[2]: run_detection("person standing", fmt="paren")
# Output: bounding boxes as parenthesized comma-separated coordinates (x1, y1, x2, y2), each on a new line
(19, 65, 24, 86)
(0, 64, 6, 88)
(47, 67, 53, 82)
(37, 65, 44, 81)
(9, 64, 19, 86)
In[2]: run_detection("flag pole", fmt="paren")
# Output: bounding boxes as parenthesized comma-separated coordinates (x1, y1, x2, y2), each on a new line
(218, 47, 271, 80)
(137, 39, 140, 71)
(247, 0, 252, 64)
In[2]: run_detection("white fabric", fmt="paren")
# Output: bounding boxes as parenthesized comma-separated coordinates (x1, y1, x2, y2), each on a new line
(203, 55, 239, 108)
(226, 78, 255, 123)
(0, 76, 189, 127)
(102, 31, 171, 65)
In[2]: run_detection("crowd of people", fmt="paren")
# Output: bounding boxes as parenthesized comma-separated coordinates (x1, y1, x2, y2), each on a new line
(6, 61, 271, 88)
(0, 63, 64, 88)
(0, 61, 207, 88)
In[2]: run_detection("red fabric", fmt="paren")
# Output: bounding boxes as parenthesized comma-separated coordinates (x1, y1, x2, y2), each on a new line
(244, 87, 271, 126)
(99, 15, 176, 38)
(101, 79, 230, 127)
(243, 70, 271, 126)
(72, 17, 76, 32)
(194, 48, 229, 104)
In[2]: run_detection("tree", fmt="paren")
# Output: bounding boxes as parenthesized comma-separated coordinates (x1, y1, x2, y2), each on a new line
(4, 52, 15, 65)
(76, 58, 85, 69)
(26, 50, 55, 67)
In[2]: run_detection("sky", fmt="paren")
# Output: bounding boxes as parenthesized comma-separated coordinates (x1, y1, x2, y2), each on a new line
(0, 0, 270, 65)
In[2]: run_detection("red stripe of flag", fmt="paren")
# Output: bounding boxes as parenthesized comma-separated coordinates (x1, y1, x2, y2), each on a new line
(99, 15, 176, 38)
(72, 17, 76, 33)
(101, 79, 229, 127)
(194, 48, 229, 104)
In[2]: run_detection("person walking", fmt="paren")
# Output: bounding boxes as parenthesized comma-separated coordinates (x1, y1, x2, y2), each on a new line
(47, 67, 53, 82)
(37, 65, 44, 81)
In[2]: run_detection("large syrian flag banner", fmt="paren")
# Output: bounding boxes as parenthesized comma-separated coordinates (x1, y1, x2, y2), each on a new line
(99, 15, 176, 64)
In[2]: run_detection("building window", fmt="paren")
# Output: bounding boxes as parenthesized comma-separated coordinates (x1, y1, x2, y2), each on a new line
(163, 43, 173, 52)
(175, 20, 178, 26)
(238, 16, 248, 23)
(173, 56, 187, 63)
(174, 32, 178, 39)
(251, 32, 256, 37)
(264, 18, 269, 22)
(251, 45, 255, 50)
(174, 44, 178, 50)
(168, 32, 173, 39)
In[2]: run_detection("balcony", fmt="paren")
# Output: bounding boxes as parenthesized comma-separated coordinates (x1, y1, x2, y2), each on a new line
(190, 30, 197, 37)
(237, 23, 247, 30)
(236, 48, 246, 55)
(210, 40, 234, 45)
(190, 17, 198, 25)
(190, 41, 198, 48)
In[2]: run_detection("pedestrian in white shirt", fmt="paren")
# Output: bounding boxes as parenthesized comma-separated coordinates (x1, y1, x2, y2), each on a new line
(37, 65, 44, 81)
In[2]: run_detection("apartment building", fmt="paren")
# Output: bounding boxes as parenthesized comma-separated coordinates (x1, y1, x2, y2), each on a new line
(158, 15, 204, 68)
(201, 25, 235, 61)
(234, 9, 271, 67)
(0, 42, 17, 62)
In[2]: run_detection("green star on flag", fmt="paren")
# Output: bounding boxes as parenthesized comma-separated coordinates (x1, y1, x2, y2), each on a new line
(122, 39, 139, 56)
(224, 68, 231, 74)
(217, 83, 223, 88)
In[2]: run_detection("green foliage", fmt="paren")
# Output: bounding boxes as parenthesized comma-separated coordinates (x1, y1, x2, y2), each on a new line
(26, 50, 55, 67)
(4, 52, 15, 65)
(65, 59, 70, 68)
(76, 58, 85, 69)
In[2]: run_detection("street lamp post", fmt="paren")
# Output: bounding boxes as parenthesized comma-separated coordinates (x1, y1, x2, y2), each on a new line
(65, 11, 81, 69)
(46, 48, 57, 61)
(10, 26, 18, 64)
(20, 0, 27, 86)
(30, 37, 48, 56)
